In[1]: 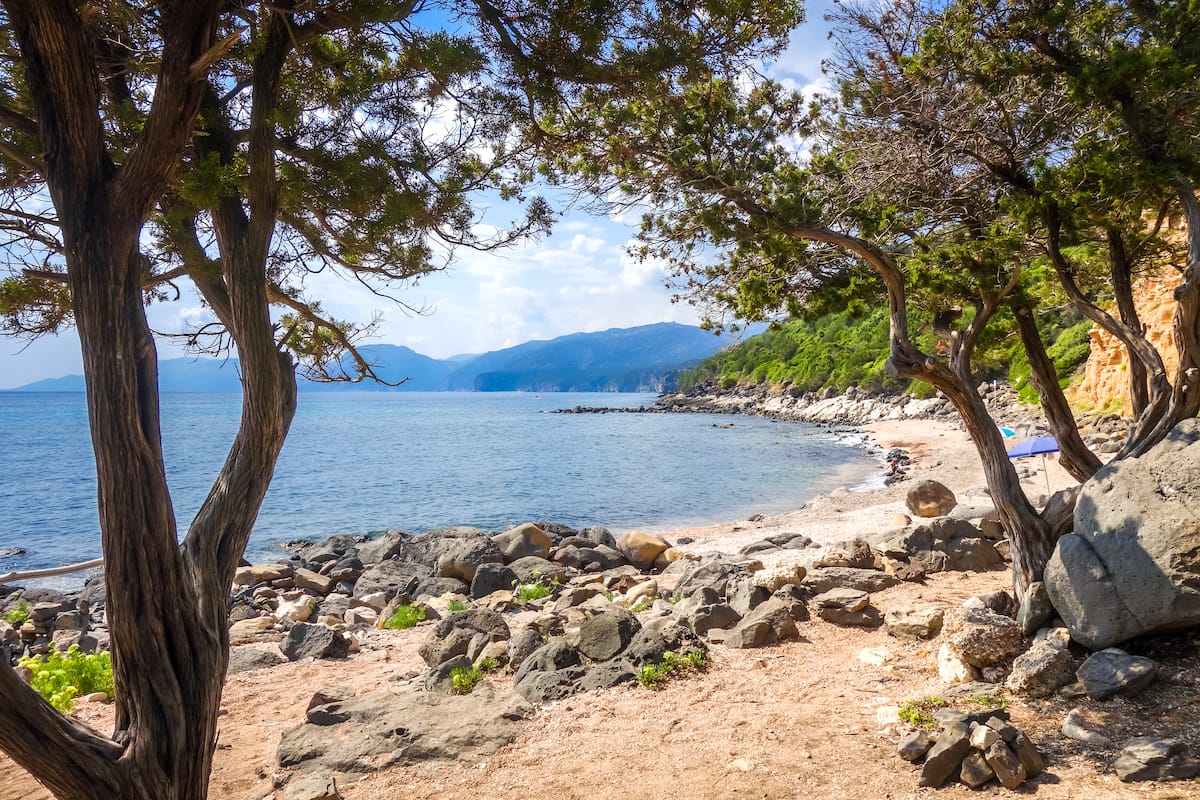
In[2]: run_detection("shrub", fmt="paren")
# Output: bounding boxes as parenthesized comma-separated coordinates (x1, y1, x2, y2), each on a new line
(382, 603, 426, 630)
(4, 598, 31, 626)
(477, 656, 500, 672)
(19, 645, 114, 712)
(513, 574, 559, 602)
(450, 665, 483, 694)
(897, 695, 948, 729)
(637, 649, 708, 689)
(446, 598, 469, 613)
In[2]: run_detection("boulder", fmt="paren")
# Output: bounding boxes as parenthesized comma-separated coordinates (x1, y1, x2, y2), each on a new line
(724, 596, 800, 648)
(681, 602, 742, 636)
(234, 563, 294, 587)
(513, 666, 588, 703)
(942, 607, 1026, 668)
(355, 530, 407, 565)
(277, 684, 531, 773)
(615, 531, 670, 569)
(750, 563, 807, 592)
(984, 740, 1027, 789)
(1006, 640, 1076, 698)
(506, 628, 545, 670)
(577, 659, 638, 691)
(1016, 581, 1054, 635)
(228, 643, 289, 674)
(353, 560, 431, 601)
(919, 721, 971, 788)
(1044, 418, 1200, 649)
(1076, 650, 1158, 700)
(279, 623, 348, 661)
(434, 535, 504, 583)
(906, 479, 957, 518)
(470, 562, 519, 599)
(425, 654, 475, 693)
(673, 558, 748, 598)
(512, 639, 583, 685)
(1113, 737, 1200, 782)
(492, 523, 552, 562)
(884, 605, 944, 640)
(507, 556, 566, 586)
(576, 608, 640, 661)
(282, 774, 342, 800)
(960, 752, 995, 789)
(805, 567, 899, 594)
(813, 538, 876, 569)
(726, 574, 771, 616)
(417, 609, 510, 667)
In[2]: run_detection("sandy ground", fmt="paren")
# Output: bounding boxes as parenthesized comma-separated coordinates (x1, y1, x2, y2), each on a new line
(5, 418, 1196, 800)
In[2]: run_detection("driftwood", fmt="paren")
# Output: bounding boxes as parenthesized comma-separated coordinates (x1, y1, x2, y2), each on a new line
(0, 558, 103, 585)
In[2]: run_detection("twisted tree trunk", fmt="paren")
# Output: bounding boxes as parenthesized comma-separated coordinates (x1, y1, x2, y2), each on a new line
(0, 3, 297, 798)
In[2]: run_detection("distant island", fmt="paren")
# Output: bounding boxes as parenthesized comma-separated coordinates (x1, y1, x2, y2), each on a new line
(13, 322, 758, 394)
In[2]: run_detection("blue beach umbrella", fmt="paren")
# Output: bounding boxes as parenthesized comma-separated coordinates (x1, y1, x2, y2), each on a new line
(1007, 435, 1059, 494)
(998, 426, 1017, 438)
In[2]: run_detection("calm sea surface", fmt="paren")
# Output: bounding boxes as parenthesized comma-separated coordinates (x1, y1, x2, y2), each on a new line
(0, 392, 882, 582)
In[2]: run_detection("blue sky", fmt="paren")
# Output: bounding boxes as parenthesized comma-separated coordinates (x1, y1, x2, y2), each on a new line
(0, 4, 836, 389)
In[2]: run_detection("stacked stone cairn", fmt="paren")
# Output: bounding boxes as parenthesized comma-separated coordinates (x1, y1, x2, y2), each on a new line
(900, 712, 1043, 790)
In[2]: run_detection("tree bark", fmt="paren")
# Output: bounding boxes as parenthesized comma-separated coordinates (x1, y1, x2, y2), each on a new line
(0, 3, 247, 799)
(1012, 303, 1101, 482)
(1108, 227, 1150, 416)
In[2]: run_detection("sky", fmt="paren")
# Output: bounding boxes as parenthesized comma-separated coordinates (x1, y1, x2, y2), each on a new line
(0, 3, 837, 390)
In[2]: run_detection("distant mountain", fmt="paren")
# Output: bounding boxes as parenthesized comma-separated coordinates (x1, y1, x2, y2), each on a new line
(12, 323, 750, 393)
(445, 322, 742, 392)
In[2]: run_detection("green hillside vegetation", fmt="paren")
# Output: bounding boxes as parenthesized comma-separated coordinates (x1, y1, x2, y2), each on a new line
(683, 302, 1093, 401)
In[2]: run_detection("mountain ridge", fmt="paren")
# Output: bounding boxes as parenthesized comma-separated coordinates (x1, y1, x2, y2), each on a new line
(12, 322, 748, 393)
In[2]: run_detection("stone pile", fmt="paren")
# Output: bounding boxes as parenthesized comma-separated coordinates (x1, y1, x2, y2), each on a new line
(900, 712, 1043, 790)
(0, 586, 108, 664)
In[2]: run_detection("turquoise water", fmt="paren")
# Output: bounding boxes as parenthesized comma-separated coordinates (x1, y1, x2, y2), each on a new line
(0, 392, 881, 578)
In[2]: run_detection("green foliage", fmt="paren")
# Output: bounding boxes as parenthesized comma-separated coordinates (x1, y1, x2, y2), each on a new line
(636, 649, 708, 689)
(681, 308, 904, 393)
(382, 603, 426, 630)
(962, 689, 1008, 710)
(4, 598, 31, 626)
(897, 695, 948, 730)
(513, 574, 559, 602)
(1008, 321, 1094, 404)
(477, 656, 500, 672)
(450, 665, 483, 695)
(18, 646, 114, 712)
(446, 598, 469, 613)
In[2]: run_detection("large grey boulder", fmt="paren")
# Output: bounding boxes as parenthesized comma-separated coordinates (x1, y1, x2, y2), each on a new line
(907, 479, 957, 518)
(434, 534, 504, 583)
(277, 683, 531, 774)
(417, 609, 510, 667)
(1044, 418, 1200, 649)
(353, 560, 431, 601)
(576, 608, 640, 661)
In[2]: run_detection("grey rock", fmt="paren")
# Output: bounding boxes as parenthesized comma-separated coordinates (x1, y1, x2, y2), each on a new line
(621, 628, 670, 667)
(228, 643, 289, 674)
(897, 729, 936, 763)
(1061, 707, 1111, 746)
(425, 654, 474, 693)
(279, 623, 348, 662)
(353, 560, 431, 601)
(726, 574, 771, 616)
(417, 609, 510, 668)
(550, 586, 603, 611)
(812, 587, 869, 612)
(943, 607, 1025, 668)
(1006, 640, 1076, 698)
(412, 576, 470, 600)
(1045, 418, 1200, 649)
(512, 639, 583, 686)
(984, 740, 1027, 789)
(673, 558, 748, 599)
(919, 721, 971, 788)
(1017, 581, 1054, 635)
(1076, 650, 1158, 700)
(492, 523, 551, 562)
(277, 683, 532, 773)
(805, 567, 899, 594)
(1011, 731, 1044, 778)
(505, 628, 545, 670)
(513, 666, 587, 703)
(907, 479, 957, 517)
(470, 563, 519, 599)
(1113, 737, 1200, 782)
(508, 556, 566, 586)
(577, 659, 637, 691)
(434, 534, 504, 583)
(734, 596, 800, 642)
(355, 530, 408, 565)
(576, 608, 640, 661)
(884, 605, 944, 640)
(960, 752, 995, 789)
(282, 774, 342, 800)
(722, 618, 779, 649)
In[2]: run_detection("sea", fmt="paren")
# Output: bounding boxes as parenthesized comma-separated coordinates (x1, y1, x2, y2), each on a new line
(0, 392, 884, 586)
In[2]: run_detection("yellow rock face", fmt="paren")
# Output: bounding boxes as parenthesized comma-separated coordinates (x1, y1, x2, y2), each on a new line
(1070, 270, 1180, 414)
(617, 530, 671, 568)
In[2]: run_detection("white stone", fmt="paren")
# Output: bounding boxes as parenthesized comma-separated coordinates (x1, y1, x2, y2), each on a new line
(275, 595, 317, 623)
(858, 646, 894, 667)
(937, 642, 980, 683)
(970, 725, 1001, 750)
